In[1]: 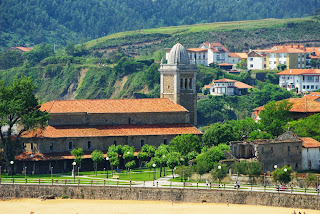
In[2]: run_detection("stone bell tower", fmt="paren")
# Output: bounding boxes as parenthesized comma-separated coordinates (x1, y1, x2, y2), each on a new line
(159, 42, 198, 126)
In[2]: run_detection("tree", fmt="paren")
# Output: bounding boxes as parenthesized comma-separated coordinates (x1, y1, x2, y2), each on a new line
(231, 160, 247, 175)
(196, 144, 228, 172)
(259, 100, 293, 136)
(71, 148, 84, 165)
(0, 50, 23, 69)
(166, 152, 181, 178)
(228, 117, 258, 140)
(0, 77, 50, 175)
(203, 123, 236, 146)
(154, 144, 169, 177)
(236, 59, 247, 69)
(175, 165, 193, 182)
(91, 150, 104, 175)
(23, 43, 54, 66)
(169, 134, 202, 156)
(210, 163, 228, 185)
(65, 42, 75, 56)
(288, 114, 320, 141)
(247, 161, 262, 185)
(122, 145, 135, 171)
(277, 64, 287, 70)
(196, 158, 208, 182)
(272, 166, 293, 185)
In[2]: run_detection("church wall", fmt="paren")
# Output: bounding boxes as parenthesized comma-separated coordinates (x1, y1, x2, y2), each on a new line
(23, 135, 180, 154)
(49, 113, 87, 126)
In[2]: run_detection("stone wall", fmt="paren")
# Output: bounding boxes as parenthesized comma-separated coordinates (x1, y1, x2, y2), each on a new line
(0, 184, 319, 210)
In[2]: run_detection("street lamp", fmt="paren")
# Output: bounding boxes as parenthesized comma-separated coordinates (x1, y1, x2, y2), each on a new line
(10, 161, 14, 183)
(218, 165, 221, 188)
(72, 162, 76, 182)
(51, 167, 53, 185)
(152, 163, 156, 186)
(24, 167, 27, 184)
(106, 157, 109, 178)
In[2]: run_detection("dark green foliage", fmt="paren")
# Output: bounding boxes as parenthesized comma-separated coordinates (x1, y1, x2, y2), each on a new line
(144, 63, 160, 88)
(175, 165, 193, 182)
(277, 64, 287, 71)
(40, 56, 85, 66)
(288, 113, 320, 141)
(71, 148, 84, 164)
(211, 163, 228, 182)
(259, 100, 293, 137)
(169, 134, 202, 156)
(231, 160, 262, 177)
(203, 123, 236, 146)
(228, 117, 259, 141)
(196, 144, 228, 172)
(0, 77, 50, 175)
(23, 43, 54, 66)
(0, 50, 24, 69)
(272, 166, 293, 184)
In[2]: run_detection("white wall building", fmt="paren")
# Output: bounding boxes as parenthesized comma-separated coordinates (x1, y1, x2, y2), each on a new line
(300, 137, 320, 170)
(247, 50, 270, 70)
(277, 69, 320, 93)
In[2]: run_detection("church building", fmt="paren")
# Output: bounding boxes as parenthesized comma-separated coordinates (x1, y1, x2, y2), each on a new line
(15, 43, 201, 174)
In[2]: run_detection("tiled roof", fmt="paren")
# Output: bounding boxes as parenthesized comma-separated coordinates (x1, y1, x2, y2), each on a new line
(254, 98, 320, 113)
(202, 84, 212, 89)
(21, 123, 202, 138)
(269, 48, 306, 53)
(219, 63, 233, 66)
(9, 47, 33, 52)
(300, 137, 320, 148)
(201, 42, 229, 53)
(40, 98, 188, 114)
(187, 48, 207, 52)
(213, 78, 236, 83)
(228, 53, 240, 58)
(234, 81, 253, 89)
(276, 69, 320, 75)
(272, 45, 304, 50)
(303, 92, 320, 101)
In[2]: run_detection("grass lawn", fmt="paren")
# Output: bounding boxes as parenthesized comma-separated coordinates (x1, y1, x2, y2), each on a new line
(88, 168, 172, 181)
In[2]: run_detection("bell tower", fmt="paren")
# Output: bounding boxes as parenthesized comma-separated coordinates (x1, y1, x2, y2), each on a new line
(159, 42, 198, 126)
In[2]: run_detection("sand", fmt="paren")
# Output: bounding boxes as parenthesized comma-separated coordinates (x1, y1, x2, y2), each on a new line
(0, 198, 317, 214)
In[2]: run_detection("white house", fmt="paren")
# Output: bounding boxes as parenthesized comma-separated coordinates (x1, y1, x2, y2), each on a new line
(202, 78, 253, 96)
(165, 42, 235, 66)
(300, 137, 320, 170)
(277, 69, 320, 93)
(228, 52, 248, 65)
(247, 50, 272, 70)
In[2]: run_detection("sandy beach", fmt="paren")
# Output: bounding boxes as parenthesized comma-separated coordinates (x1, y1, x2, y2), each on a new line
(0, 199, 318, 214)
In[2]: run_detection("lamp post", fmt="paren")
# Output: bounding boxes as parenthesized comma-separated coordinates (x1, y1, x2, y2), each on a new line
(106, 157, 109, 178)
(274, 165, 278, 191)
(183, 169, 185, 187)
(218, 165, 221, 188)
(264, 172, 266, 192)
(51, 167, 53, 185)
(72, 162, 76, 182)
(317, 175, 319, 196)
(24, 167, 27, 184)
(10, 161, 14, 183)
(152, 163, 156, 186)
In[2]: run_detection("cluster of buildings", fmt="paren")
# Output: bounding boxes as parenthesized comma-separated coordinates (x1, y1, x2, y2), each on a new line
(230, 131, 320, 172)
(165, 42, 247, 69)
(15, 42, 202, 174)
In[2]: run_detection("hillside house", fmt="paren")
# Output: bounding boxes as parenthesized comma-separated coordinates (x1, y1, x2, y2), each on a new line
(277, 69, 320, 93)
(202, 78, 253, 96)
(252, 98, 320, 121)
(300, 137, 320, 170)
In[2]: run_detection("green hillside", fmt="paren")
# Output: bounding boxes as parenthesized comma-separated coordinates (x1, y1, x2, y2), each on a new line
(0, 0, 319, 51)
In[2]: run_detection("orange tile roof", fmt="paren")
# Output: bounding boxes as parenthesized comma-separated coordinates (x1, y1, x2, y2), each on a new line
(201, 42, 229, 52)
(40, 98, 188, 114)
(219, 63, 233, 66)
(276, 69, 320, 75)
(228, 53, 240, 58)
(187, 48, 207, 52)
(213, 78, 236, 83)
(303, 92, 320, 101)
(21, 123, 202, 138)
(272, 45, 304, 50)
(270, 48, 306, 53)
(255, 98, 320, 113)
(300, 137, 320, 148)
(202, 84, 212, 89)
(234, 81, 253, 89)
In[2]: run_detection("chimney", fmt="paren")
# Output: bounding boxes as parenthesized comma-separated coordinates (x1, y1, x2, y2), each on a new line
(209, 43, 211, 48)
(290, 70, 292, 74)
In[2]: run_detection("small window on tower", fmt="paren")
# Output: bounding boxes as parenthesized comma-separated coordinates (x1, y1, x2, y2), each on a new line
(185, 78, 188, 89)
(180, 78, 183, 89)
(88, 141, 91, 149)
(31, 143, 34, 150)
(190, 78, 192, 89)
(50, 142, 53, 151)
(68, 142, 73, 150)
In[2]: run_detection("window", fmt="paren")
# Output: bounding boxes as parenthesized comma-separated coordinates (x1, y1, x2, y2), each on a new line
(303, 85, 306, 89)
(180, 78, 183, 89)
(311, 85, 314, 89)
(50, 142, 53, 151)
(189, 78, 192, 89)
(140, 139, 144, 147)
(185, 78, 188, 89)
(250, 58, 253, 61)
(68, 142, 73, 150)
(114, 140, 117, 146)
(271, 147, 273, 153)
(31, 142, 34, 150)
(128, 118, 131, 124)
(307, 85, 310, 89)
(288, 146, 290, 152)
(88, 141, 91, 149)
(163, 139, 168, 145)
(250, 64, 253, 68)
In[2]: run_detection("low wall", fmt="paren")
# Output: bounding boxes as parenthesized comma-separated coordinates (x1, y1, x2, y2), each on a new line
(0, 184, 319, 210)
